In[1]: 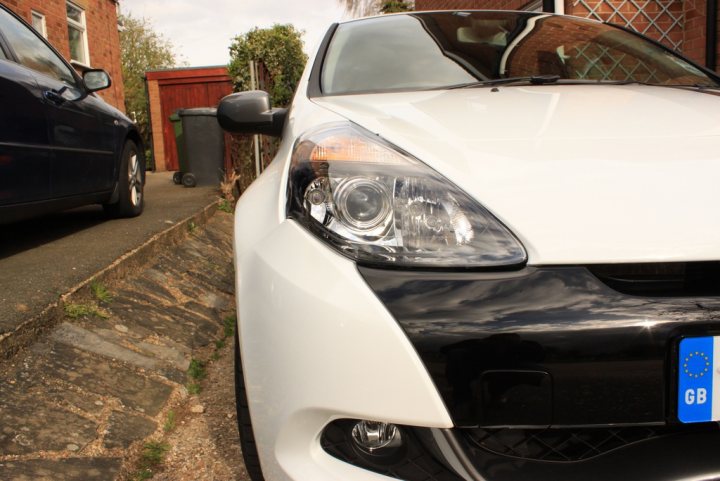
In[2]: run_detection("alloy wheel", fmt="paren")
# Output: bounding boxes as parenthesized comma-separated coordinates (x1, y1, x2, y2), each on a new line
(128, 153, 142, 207)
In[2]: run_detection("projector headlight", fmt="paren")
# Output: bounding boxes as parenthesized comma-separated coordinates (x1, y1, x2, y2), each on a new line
(286, 123, 526, 268)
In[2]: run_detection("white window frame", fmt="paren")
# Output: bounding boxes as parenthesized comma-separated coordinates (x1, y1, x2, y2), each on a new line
(66, 1, 90, 66)
(31, 10, 46, 38)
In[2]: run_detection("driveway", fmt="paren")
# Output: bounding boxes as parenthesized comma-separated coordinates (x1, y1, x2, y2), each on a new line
(0, 172, 218, 350)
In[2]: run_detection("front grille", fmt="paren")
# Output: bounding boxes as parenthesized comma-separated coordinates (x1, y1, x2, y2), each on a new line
(465, 424, 719, 462)
(588, 262, 720, 297)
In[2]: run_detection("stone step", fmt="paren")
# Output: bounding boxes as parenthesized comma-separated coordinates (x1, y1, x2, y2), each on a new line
(0, 212, 235, 480)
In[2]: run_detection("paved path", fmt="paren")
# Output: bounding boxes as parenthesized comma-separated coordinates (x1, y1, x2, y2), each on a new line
(0, 213, 236, 480)
(0, 172, 217, 348)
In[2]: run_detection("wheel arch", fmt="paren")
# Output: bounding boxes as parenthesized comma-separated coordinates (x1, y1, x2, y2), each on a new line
(124, 129, 144, 160)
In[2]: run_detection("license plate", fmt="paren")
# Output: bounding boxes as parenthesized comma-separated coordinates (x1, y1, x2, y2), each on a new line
(678, 336, 720, 423)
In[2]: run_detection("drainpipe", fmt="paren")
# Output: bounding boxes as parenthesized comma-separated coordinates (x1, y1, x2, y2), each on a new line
(249, 60, 262, 178)
(542, 0, 565, 14)
(706, 0, 717, 71)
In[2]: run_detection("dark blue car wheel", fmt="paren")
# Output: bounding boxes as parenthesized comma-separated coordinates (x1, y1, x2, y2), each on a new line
(104, 140, 144, 218)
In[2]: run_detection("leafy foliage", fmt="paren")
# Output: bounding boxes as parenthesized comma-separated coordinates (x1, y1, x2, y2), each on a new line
(340, 0, 413, 16)
(227, 25, 307, 107)
(381, 0, 412, 13)
(119, 13, 179, 157)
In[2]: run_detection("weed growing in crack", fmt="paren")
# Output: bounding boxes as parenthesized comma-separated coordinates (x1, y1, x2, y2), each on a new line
(207, 314, 236, 363)
(187, 221, 198, 234)
(223, 314, 236, 338)
(132, 440, 170, 480)
(186, 359, 206, 395)
(64, 302, 109, 319)
(163, 410, 176, 433)
(90, 282, 113, 304)
(132, 470, 153, 481)
(218, 198, 233, 213)
(188, 359, 206, 380)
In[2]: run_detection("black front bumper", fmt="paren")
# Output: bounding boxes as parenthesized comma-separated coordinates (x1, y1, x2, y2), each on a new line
(327, 266, 720, 481)
(443, 424, 720, 481)
(359, 266, 720, 428)
(322, 420, 720, 481)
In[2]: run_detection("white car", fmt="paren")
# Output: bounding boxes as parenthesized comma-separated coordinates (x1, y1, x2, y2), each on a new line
(218, 10, 720, 481)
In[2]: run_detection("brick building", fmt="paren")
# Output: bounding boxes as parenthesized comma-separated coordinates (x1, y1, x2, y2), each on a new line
(415, 0, 719, 72)
(1, 0, 125, 111)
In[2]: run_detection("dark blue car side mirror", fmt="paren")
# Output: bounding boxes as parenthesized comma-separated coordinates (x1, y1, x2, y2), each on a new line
(82, 69, 111, 93)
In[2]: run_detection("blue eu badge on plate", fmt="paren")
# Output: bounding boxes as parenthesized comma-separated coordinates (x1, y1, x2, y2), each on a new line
(678, 337, 717, 423)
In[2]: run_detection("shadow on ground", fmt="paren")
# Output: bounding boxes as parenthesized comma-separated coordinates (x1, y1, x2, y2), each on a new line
(0, 206, 107, 260)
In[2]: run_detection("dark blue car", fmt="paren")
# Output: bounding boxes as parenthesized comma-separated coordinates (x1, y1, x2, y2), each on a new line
(0, 5, 144, 224)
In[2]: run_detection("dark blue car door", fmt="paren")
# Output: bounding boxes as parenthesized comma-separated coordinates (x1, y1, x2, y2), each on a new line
(37, 72, 117, 197)
(0, 9, 52, 207)
(0, 6, 115, 200)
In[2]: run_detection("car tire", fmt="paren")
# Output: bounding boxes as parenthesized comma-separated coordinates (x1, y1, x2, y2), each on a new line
(235, 331, 265, 481)
(104, 140, 145, 218)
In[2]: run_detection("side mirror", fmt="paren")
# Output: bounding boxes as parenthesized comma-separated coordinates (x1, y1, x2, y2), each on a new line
(217, 90, 287, 137)
(83, 69, 111, 92)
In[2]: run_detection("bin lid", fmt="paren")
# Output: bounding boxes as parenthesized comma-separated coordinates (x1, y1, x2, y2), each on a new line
(178, 107, 218, 117)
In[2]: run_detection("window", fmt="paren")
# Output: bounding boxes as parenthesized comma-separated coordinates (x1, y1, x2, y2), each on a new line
(66, 1, 89, 65)
(0, 7, 76, 85)
(31, 11, 46, 38)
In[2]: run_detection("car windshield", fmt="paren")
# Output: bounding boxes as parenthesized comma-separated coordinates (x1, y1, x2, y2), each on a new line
(320, 11, 719, 95)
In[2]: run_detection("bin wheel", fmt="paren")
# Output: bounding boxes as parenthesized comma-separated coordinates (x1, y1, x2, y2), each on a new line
(172, 172, 183, 185)
(182, 173, 197, 188)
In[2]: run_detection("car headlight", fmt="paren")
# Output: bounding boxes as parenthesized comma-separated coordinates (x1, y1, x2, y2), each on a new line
(286, 123, 526, 268)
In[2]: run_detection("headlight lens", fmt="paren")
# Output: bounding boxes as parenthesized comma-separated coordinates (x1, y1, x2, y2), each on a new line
(287, 123, 526, 268)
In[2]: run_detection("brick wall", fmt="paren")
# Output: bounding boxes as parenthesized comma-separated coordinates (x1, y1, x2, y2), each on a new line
(83, 0, 124, 110)
(416, 0, 720, 71)
(564, 1, 685, 56)
(679, 1, 705, 64)
(2, 0, 68, 55)
(1, 0, 125, 111)
(564, 0, 715, 69)
(146, 78, 165, 170)
(505, 14, 699, 82)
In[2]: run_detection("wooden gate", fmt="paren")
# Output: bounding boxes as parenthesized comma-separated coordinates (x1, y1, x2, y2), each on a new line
(146, 67, 233, 172)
